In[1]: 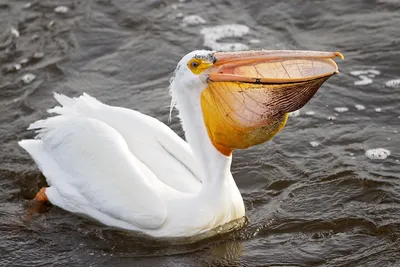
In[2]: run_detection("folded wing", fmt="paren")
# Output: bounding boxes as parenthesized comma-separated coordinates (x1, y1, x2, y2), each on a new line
(47, 93, 202, 193)
(22, 115, 167, 229)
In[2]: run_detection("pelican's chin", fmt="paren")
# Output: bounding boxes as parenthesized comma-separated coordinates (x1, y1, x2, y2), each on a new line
(200, 50, 344, 155)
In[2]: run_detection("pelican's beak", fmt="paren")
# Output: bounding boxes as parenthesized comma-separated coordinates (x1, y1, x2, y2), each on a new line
(201, 50, 344, 156)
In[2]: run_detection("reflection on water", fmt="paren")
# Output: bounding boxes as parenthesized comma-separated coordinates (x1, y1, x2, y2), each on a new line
(1, 0, 400, 266)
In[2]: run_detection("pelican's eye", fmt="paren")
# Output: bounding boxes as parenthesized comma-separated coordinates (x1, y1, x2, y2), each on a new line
(187, 58, 213, 75)
(191, 61, 199, 68)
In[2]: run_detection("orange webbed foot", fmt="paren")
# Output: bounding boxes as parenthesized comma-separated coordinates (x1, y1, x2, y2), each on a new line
(25, 187, 51, 221)
(34, 187, 49, 202)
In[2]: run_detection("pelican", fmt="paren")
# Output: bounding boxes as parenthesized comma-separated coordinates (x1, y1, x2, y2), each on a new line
(19, 50, 343, 238)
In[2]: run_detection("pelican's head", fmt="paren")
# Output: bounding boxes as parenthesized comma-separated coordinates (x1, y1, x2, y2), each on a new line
(170, 49, 343, 156)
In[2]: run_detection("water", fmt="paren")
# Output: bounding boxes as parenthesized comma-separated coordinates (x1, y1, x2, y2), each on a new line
(1, 0, 400, 266)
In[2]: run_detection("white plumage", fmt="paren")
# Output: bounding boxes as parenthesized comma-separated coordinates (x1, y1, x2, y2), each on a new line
(19, 49, 339, 237)
(19, 51, 246, 237)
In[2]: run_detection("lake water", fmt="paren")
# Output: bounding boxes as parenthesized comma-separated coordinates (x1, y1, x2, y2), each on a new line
(1, 0, 400, 266)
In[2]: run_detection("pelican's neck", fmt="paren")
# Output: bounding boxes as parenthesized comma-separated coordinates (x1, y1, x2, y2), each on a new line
(170, 80, 245, 228)
(172, 83, 232, 191)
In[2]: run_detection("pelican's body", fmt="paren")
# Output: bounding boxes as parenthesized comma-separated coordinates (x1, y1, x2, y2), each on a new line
(19, 50, 342, 238)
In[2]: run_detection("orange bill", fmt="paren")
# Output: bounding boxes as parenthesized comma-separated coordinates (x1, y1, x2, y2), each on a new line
(201, 50, 343, 156)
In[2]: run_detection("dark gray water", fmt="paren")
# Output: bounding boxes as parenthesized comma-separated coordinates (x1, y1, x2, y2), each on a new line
(1, 0, 400, 266)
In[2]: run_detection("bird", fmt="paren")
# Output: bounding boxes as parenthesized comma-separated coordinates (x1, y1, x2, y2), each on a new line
(19, 50, 343, 238)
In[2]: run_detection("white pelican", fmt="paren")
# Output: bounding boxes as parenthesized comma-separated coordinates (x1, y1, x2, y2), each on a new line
(19, 50, 343, 238)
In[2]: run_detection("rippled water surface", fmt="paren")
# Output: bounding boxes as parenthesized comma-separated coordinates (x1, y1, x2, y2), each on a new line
(1, 0, 400, 266)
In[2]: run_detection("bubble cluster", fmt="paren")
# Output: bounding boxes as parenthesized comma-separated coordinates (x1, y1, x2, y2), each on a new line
(21, 73, 36, 84)
(386, 79, 400, 88)
(350, 70, 380, 86)
(365, 148, 391, 160)
(355, 104, 365, 110)
(201, 24, 249, 51)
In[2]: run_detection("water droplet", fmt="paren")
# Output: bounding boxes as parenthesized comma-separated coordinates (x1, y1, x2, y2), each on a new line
(365, 148, 390, 160)
(355, 104, 365, 110)
(375, 108, 382, 112)
(305, 111, 315, 116)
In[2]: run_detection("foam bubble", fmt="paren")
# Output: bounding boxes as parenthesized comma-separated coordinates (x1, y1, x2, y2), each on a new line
(54, 6, 69, 14)
(334, 107, 348, 113)
(310, 141, 320, 147)
(182, 15, 206, 26)
(327, 116, 336, 121)
(354, 75, 373, 86)
(351, 70, 381, 76)
(355, 104, 365, 110)
(305, 111, 315, 116)
(365, 148, 391, 160)
(14, 64, 21, 71)
(21, 73, 36, 84)
(201, 24, 249, 51)
(10, 27, 19, 38)
(386, 79, 400, 88)
(289, 110, 300, 117)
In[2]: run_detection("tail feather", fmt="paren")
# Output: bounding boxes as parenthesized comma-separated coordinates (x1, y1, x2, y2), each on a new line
(48, 92, 105, 116)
